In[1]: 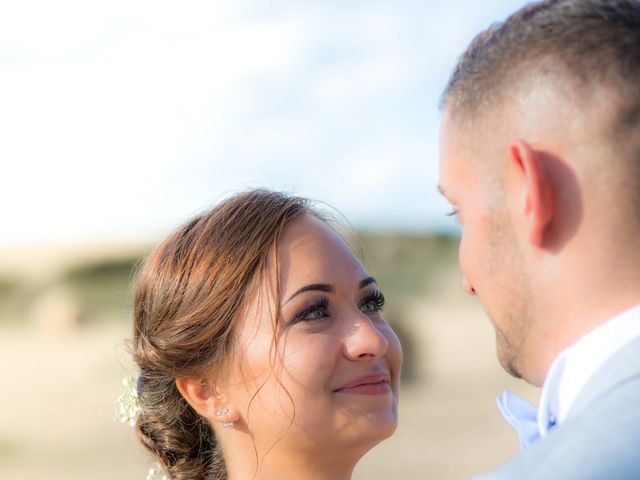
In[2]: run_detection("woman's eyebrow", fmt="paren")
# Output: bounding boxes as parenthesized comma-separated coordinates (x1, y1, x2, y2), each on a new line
(359, 276, 376, 289)
(285, 284, 334, 304)
(284, 276, 377, 304)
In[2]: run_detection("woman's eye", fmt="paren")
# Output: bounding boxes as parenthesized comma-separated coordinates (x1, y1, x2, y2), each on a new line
(305, 305, 329, 320)
(359, 291, 385, 313)
(360, 302, 377, 313)
(291, 298, 330, 324)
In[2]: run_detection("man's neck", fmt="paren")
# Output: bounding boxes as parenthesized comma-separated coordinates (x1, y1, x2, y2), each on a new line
(523, 228, 640, 385)
(525, 296, 640, 387)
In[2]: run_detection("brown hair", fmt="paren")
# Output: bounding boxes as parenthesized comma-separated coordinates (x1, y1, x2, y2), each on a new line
(441, 0, 640, 125)
(131, 189, 319, 479)
(440, 0, 640, 213)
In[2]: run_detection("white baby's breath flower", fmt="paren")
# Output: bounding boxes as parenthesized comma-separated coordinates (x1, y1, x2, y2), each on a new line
(147, 465, 170, 480)
(115, 375, 141, 426)
(116, 377, 168, 479)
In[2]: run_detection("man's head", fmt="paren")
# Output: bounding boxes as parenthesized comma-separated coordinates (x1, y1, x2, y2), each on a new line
(439, 0, 640, 385)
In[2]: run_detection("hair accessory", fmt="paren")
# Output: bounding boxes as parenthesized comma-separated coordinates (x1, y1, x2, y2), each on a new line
(115, 376, 142, 426)
(223, 421, 235, 429)
(116, 377, 170, 480)
(146, 464, 169, 480)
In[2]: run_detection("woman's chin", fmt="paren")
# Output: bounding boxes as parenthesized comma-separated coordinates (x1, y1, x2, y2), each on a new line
(341, 407, 399, 449)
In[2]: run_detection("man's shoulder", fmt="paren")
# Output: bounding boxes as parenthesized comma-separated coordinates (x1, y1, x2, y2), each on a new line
(474, 341, 640, 480)
(569, 333, 640, 419)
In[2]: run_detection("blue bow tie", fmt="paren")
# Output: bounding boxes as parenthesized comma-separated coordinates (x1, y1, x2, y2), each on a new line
(496, 391, 557, 451)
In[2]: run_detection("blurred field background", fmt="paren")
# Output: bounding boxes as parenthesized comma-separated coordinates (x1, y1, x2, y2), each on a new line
(0, 235, 537, 480)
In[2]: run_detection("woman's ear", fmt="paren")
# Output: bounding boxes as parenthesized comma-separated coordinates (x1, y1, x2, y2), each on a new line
(175, 377, 240, 426)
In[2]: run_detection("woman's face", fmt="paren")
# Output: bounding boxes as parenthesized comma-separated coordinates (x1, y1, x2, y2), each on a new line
(223, 215, 402, 458)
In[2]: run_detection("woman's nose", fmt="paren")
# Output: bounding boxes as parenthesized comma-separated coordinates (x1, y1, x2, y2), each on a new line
(343, 315, 389, 361)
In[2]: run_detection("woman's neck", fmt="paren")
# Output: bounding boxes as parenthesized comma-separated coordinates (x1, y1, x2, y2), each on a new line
(224, 440, 361, 480)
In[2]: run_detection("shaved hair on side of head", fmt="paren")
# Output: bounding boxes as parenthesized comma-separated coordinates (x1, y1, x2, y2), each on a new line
(441, 0, 640, 220)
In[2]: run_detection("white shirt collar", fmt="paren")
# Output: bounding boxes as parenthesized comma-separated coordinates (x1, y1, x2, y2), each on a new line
(537, 304, 640, 437)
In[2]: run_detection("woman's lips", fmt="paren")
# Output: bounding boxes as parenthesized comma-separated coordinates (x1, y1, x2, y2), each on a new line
(333, 373, 391, 395)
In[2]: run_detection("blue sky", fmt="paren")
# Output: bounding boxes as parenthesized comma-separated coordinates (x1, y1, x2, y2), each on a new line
(0, 0, 531, 244)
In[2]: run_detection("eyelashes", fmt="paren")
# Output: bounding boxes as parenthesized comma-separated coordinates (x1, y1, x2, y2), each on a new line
(290, 297, 330, 324)
(360, 289, 385, 313)
(289, 290, 385, 325)
(446, 209, 461, 226)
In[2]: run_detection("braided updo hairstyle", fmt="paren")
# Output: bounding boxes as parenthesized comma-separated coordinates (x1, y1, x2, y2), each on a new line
(131, 189, 315, 479)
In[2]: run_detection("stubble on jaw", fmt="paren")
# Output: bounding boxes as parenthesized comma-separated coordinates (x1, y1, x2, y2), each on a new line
(494, 323, 524, 379)
(486, 272, 531, 381)
(484, 201, 532, 382)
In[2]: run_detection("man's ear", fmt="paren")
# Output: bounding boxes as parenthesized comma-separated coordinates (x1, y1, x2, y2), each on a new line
(508, 139, 555, 247)
(175, 376, 240, 426)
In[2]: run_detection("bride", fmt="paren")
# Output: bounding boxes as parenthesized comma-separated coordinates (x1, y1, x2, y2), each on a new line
(130, 189, 402, 480)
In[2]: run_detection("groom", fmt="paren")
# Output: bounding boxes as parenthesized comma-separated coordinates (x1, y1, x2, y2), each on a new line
(438, 0, 640, 478)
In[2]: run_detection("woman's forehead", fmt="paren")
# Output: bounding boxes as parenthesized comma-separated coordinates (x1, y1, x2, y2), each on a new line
(280, 216, 363, 274)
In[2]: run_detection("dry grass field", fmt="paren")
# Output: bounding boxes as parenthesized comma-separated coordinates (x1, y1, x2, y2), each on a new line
(0, 237, 538, 479)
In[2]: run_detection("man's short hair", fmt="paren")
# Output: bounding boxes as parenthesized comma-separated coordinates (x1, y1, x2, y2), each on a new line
(441, 0, 640, 134)
(441, 0, 640, 216)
